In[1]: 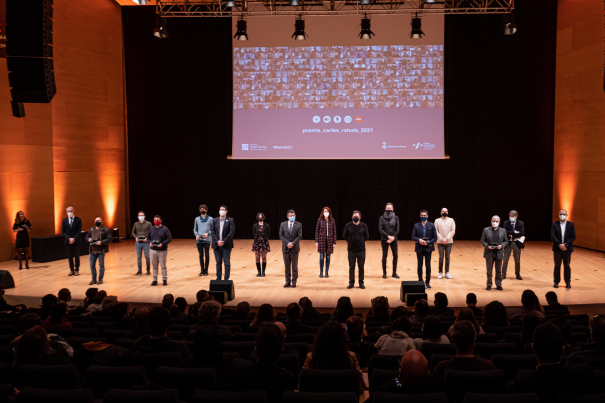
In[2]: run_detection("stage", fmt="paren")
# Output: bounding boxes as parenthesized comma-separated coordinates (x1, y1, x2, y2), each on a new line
(2, 240, 605, 310)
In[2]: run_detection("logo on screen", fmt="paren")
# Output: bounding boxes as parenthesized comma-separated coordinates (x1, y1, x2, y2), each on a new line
(242, 144, 249, 150)
(355, 116, 362, 123)
(333, 116, 341, 123)
(382, 142, 387, 149)
(323, 116, 331, 123)
(344, 116, 352, 123)
(413, 142, 423, 150)
(312, 116, 320, 123)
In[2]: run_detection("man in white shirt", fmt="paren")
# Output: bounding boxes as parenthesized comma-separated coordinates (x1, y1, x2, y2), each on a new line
(434, 207, 455, 279)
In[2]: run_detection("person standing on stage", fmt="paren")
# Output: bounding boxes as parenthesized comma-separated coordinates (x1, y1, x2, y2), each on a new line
(62, 206, 82, 276)
(434, 207, 455, 279)
(132, 211, 152, 276)
(343, 210, 369, 289)
(148, 215, 172, 286)
(551, 209, 576, 289)
(13, 211, 31, 270)
(480, 216, 508, 291)
(315, 207, 337, 278)
(194, 204, 213, 276)
(379, 202, 400, 279)
(211, 205, 235, 281)
(503, 210, 524, 281)
(412, 210, 437, 290)
(279, 210, 302, 288)
(252, 212, 270, 278)
(85, 217, 112, 285)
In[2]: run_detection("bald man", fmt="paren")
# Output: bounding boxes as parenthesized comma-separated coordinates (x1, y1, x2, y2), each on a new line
(85, 217, 112, 285)
(372, 350, 445, 396)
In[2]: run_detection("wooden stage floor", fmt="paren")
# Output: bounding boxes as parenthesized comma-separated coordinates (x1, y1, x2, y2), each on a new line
(3, 240, 605, 309)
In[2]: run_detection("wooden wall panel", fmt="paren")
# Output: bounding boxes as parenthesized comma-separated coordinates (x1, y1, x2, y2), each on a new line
(553, 0, 605, 251)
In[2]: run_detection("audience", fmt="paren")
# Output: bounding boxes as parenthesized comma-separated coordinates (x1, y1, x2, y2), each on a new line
(108, 302, 134, 330)
(33, 294, 57, 320)
(15, 313, 73, 358)
(161, 294, 174, 310)
(374, 350, 444, 395)
(71, 287, 98, 314)
(566, 315, 605, 369)
(375, 316, 415, 355)
(57, 288, 72, 306)
(448, 307, 483, 335)
(125, 307, 150, 339)
(331, 297, 355, 323)
(131, 306, 190, 357)
(521, 313, 542, 344)
(366, 296, 391, 323)
(285, 303, 314, 335)
(13, 326, 71, 368)
(544, 291, 569, 313)
(409, 299, 429, 328)
(465, 293, 483, 317)
(101, 295, 118, 312)
(171, 297, 188, 320)
(432, 320, 496, 378)
(428, 292, 455, 316)
(189, 300, 233, 341)
(182, 325, 229, 376)
(236, 301, 251, 320)
(481, 300, 509, 332)
(86, 290, 107, 313)
(251, 303, 275, 326)
(299, 296, 326, 323)
(43, 303, 72, 332)
(414, 316, 450, 348)
(507, 290, 545, 322)
(345, 315, 367, 343)
(550, 318, 579, 355)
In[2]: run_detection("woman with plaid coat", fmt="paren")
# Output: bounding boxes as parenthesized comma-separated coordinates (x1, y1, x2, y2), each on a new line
(315, 207, 337, 278)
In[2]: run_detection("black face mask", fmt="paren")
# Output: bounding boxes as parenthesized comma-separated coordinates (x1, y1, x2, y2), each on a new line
(352, 217, 360, 223)
(442, 213, 448, 217)
(258, 217, 264, 222)
(201, 210, 207, 215)
(385, 210, 392, 214)
(95, 221, 102, 227)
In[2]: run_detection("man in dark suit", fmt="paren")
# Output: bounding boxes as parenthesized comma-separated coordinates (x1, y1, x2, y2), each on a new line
(502, 210, 525, 280)
(411, 210, 437, 289)
(551, 209, 576, 289)
(61, 206, 82, 276)
(279, 210, 302, 288)
(211, 205, 235, 280)
(480, 216, 508, 291)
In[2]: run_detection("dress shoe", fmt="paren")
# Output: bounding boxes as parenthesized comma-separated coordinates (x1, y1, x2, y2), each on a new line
(382, 274, 387, 279)
(75, 271, 80, 276)
(502, 274, 507, 279)
(347, 284, 354, 289)
(136, 271, 142, 276)
(496, 286, 503, 291)
(163, 280, 168, 286)
(97, 279, 103, 285)
(516, 275, 522, 280)
(325, 272, 329, 278)
(360, 284, 365, 289)
(151, 281, 158, 286)
(554, 283, 559, 288)
(68, 272, 74, 276)
(392, 273, 400, 279)
(199, 271, 203, 276)
(425, 284, 432, 289)
(319, 273, 324, 278)
(486, 286, 492, 290)
(89, 279, 97, 285)
(284, 282, 291, 288)
(19, 265, 23, 270)
(292, 283, 297, 288)
(445, 273, 453, 279)
(566, 283, 571, 289)
(146, 270, 150, 275)
(438, 272, 442, 279)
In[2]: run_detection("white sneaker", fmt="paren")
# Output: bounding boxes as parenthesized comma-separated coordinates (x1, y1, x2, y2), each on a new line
(438, 273, 443, 279)
(445, 272, 453, 279)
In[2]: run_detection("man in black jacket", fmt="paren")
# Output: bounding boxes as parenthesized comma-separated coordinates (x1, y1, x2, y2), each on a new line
(85, 217, 112, 285)
(344, 210, 369, 289)
(551, 209, 576, 289)
(61, 206, 82, 276)
(502, 210, 525, 280)
(211, 205, 235, 281)
(378, 202, 400, 279)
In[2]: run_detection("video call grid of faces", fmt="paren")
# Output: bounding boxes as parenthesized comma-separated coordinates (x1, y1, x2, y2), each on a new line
(233, 45, 444, 110)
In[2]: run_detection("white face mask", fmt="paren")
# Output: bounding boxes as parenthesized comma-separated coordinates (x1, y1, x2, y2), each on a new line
(509, 217, 516, 223)
(219, 210, 226, 217)
(67, 212, 74, 218)
(138, 216, 145, 221)
(559, 214, 567, 221)
(492, 221, 499, 228)
(323, 212, 329, 217)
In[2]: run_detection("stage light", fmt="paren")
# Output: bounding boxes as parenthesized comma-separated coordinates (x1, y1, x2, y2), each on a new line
(360, 0, 372, 5)
(503, 12, 517, 35)
(292, 16, 307, 40)
(423, 0, 437, 3)
(132, 0, 147, 4)
(224, 0, 237, 7)
(289, 0, 300, 5)
(359, 15, 374, 40)
(112, 228, 121, 243)
(234, 18, 248, 40)
(153, 16, 169, 38)
(410, 14, 424, 39)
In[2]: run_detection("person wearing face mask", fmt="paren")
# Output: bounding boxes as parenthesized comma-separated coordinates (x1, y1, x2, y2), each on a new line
(211, 205, 235, 281)
(434, 207, 456, 280)
(502, 210, 525, 281)
(85, 217, 112, 285)
(148, 215, 172, 286)
(194, 204, 213, 276)
(379, 202, 400, 279)
(62, 206, 82, 277)
(315, 207, 337, 278)
(343, 211, 369, 289)
(252, 212, 271, 278)
(480, 216, 508, 291)
(412, 210, 438, 290)
(131, 210, 152, 276)
(279, 210, 302, 288)
(551, 209, 576, 289)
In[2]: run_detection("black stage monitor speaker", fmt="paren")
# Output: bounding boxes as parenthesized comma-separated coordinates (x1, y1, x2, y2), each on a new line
(209, 291, 229, 304)
(0, 270, 16, 289)
(210, 280, 235, 301)
(400, 281, 425, 302)
(405, 293, 428, 307)
(11, 101, 25, 118)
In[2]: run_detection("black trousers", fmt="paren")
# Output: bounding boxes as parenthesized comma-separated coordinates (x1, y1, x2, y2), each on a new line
(417, 250, 432, 284)
(348, 250, 365, 285)
(65, 243, 80, 272)
(381, 240, 398, 272)
(553, 250, 572, 284)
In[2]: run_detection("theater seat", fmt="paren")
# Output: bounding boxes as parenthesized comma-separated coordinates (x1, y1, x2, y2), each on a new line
(490, 354, 538, 380)
(372, 392, 449, 403)
(444, 369, 507, 403)
(15, 364, 81, 390)
(155, 366, 216, 401)
(190, 389, 267, 403)
(463, 393, 540, 403)
(285, 333, 315, 344)
(429, 354, 457, 372)
(370, 369, 398, 393)
(84, 365, 148, 399)
(103, 388, 180, 403)
(557, 394, 605, 403)
(299, 369, 360, 398)
(283, 391, 357, 403)
(474, 342, 518, 359)
(420, 343, 456, 361)
(16, 387, 94, 403)
(221, 341, 256, 358)
(368, 354, 402, 382)
(129, 351, 182, 378)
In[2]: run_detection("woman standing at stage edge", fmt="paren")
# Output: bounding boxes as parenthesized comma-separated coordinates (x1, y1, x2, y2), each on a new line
(13, 211, 31, 270)
(252, 212, 270, 277)
(315, 207, 337, 278)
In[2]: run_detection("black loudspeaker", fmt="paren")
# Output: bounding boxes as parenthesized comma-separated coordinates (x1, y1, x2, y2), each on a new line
(209, 280, 235, 301)
(6, 0, 56, 104)
(209, 291, 229, 304)
(0, 271, 16, 289)
(11, 101, 25, 118)
(400, 281, 425, 302)
(405, 293, 428, 307)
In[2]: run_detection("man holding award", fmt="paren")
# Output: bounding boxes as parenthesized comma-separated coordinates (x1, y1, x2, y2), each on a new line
(412, 210, 437, 289)
(480, 216, 509, 291)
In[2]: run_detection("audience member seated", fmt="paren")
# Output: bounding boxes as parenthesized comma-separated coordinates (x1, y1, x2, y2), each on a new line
(125, 307, 150, 339)
(428, 293, 455, 317)
(515, 323, 598, 400)
(0, 286, 24, 313)
(448, 308, 484, 335)
(481, 301, 509, 332)
(566, 315, 605, 370)
(43, 303, 72, 332)
(521, 313, 541, 344)
(219, 323, 297, 403)
(550, 318, 579, 355)
(366, 296, 391, 323)
(57, 288, 72, 307)
(131, 306, 191, 357)
(236, 301, 251, 320)
(101, 295, 118, 313)
(15, 313, 73, 358)
(432, 321, 496, 378)
(466, 293, 483, 317)
(300, 297, 326, 323)
(544, 291, 569, 313)
(107, 302, 135, 331)
(189, 290, 209, 319)
(182, 325, 229, 376)
(378, 306, 408, 335)
(28, 294, 57, 320)
(161, 294, 174, 310)
(414, 316, 450, 349)
(70, 287, 98, 315)
(85, 290, 107, 313)
(376, 316, 416, 355)
(303, 321, 364, 393)
(346, 316, 367, 343)
(251, 303, 275, 327)
(374, 350, 445, 395)
(285, 303, 314, 335)
(507, 290, 545, 322)
(331, 297, 355, 323)
(13, 325, 71, 368)
(189, 300, 233, 341)
(409, 299, 429, 328)
(171, 297, 189, 320)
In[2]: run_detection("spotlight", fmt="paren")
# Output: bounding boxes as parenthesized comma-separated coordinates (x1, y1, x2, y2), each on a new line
(224, 0, 237, 7)
(503, 12, 517, 35)
(153, 16, 169, 38)
(423, 0, 437, 3)
(360, 0, 371, 5)
(234, 18, 248, 40)
(132, 0, 148, 4)
(358, 15, 374, 39)
(289, 0, 300, 5)
(292, 16, 307, 40)
(410, 14, 424, 39)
